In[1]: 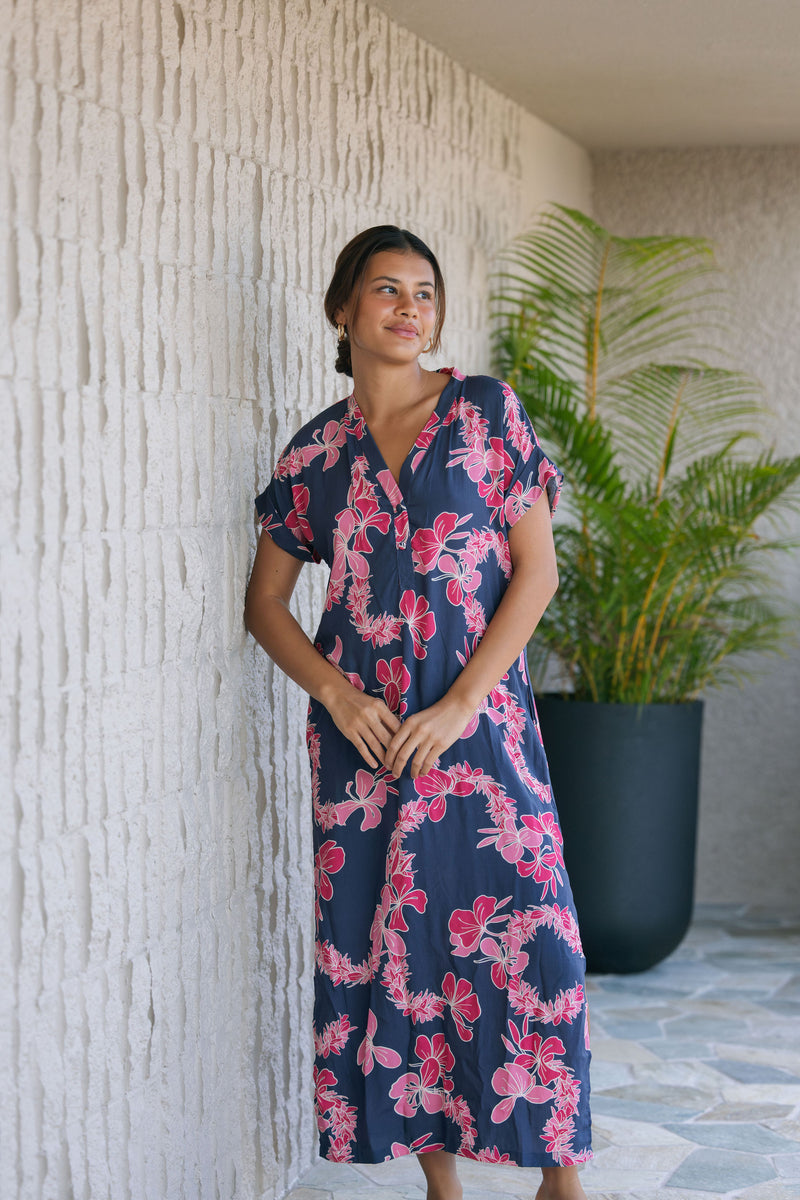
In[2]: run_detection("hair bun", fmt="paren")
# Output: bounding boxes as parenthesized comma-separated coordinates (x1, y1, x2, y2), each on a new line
(334, 336, 353, 376)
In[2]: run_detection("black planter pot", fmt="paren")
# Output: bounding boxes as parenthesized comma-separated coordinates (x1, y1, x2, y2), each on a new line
(536, 695, 704, 975)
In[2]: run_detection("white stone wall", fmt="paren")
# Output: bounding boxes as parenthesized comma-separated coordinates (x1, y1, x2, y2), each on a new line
(592, 147, 800, 909)
(0, 1, 590, 1197)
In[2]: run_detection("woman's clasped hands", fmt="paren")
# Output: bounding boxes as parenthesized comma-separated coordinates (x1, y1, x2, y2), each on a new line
(322, 678, 476, 781)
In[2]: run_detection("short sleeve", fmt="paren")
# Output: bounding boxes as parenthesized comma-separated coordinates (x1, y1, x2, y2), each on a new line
(500, 381, 563, 527)
(255, 446, 321, 564)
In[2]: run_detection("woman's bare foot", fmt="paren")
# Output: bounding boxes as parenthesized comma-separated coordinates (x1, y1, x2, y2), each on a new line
(416, 1149, 463, 1200)
(536, 1164, 587, 1200)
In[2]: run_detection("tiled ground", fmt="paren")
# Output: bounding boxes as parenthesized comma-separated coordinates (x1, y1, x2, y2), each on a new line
(284, 905, 800, 1199)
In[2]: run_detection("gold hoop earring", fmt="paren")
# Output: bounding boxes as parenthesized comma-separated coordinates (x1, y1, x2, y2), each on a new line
(337, 323, 347, 342)
(422, 340, 433, 354)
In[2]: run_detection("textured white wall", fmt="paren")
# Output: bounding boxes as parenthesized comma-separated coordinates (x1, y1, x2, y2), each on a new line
(592, 147, 800, 909)
(0, 1, 590, 1197)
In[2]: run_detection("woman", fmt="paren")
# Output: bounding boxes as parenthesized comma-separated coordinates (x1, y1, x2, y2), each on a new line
(245, 226, 592, 1200)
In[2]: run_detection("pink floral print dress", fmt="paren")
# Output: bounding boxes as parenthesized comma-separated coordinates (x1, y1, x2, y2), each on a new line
(255, 369, 592, 1167)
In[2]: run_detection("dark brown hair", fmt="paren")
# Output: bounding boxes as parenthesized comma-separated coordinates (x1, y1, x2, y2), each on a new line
(323, 226, 446, 376)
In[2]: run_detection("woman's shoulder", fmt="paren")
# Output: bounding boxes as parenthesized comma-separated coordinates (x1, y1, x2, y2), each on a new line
(284, 395, 350, 446)
(447, 372, 544, 462)
(271, 395, 350, 464)
(448, 371, 521, 418)
(265, 395, 352, 483)
(449, 370, 511, 396)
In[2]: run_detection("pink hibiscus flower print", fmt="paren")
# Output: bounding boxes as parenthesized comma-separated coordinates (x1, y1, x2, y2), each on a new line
(399, 590, 436, 659)
(477, 932, 529, 990)
(331, 507, 370, 587)
(324, 635, 364, 690)
(413, 1032, 455, 1078)
(342, 768, 392, 830)
(449, 435, 511, 485)
(478, 816, 543, 864)
(389, 1066, 445, 1117)
(501, 1019, 567, 1085)
(504, 479, 542, 524)
(410, 512, 471, 574)
(351, 495, 392, 553)
(490, 1063, 554, 1124)
(448, 894, 511, 957)
(375, 655, 411, 715)
(306, 418, 348, 469)
(357, 1010, 402, 1075)
(388, 1134, 444, 1159)
(441, 971, 481, 1041)
(314, 840, 345, 923)
(414, 765, 473, 821)
(286, 483, 314, 549)
(517, 843, 563, 896)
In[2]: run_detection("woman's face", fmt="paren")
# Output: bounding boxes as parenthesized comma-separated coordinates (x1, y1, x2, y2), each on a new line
(336, 250, 438, 367)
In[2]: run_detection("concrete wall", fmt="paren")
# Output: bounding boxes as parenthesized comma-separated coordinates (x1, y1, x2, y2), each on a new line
(0, 1, 590, 1196)
(592, 147, 800, 909)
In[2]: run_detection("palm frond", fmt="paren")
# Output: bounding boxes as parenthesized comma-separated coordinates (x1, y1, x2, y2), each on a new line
(491, 205, 800, 704)
(601, 366, 765, 491)
(494, 204, 729, 396)
(503, 361, 626, 505)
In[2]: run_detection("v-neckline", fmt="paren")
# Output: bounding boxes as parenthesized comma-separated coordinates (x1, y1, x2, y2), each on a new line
(348, 369, 459, 501)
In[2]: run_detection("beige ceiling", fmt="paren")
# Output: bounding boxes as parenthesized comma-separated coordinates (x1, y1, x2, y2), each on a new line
(367, 0, 800, 149)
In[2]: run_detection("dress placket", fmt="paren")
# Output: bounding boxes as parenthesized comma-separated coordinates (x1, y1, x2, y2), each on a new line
(345, 372, 460, 597)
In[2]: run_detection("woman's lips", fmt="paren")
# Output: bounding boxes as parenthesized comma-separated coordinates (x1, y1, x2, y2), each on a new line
(388, 325, 418, 339)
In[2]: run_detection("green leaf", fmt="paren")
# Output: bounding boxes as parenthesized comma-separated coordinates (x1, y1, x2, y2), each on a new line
(492, 205, 800, 702)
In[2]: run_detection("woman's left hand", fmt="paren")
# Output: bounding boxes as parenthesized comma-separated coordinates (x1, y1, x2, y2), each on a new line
(383, 694, 477, 780)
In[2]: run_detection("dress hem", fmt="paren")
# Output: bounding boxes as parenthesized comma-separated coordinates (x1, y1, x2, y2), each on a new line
(319, 1142, 594, 1169)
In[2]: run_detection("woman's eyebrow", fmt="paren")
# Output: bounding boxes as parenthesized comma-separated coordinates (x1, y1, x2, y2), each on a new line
(370, 274, 435, 288)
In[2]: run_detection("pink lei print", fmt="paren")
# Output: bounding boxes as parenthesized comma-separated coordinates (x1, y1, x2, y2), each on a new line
(256, 371, 591, 1167)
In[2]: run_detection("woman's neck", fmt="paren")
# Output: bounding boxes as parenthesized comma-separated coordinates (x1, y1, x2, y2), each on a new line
(350, 358, 441, 422)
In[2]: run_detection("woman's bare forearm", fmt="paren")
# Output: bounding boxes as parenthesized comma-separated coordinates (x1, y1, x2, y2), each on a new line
(245, 593, 349, 708)
(245, 580, 402, 769)
(246, 560, 553, 716)
(446, 559, 557, 714)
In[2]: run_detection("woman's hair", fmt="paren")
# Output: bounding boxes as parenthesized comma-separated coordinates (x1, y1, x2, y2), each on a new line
(323, 225, 446, 376)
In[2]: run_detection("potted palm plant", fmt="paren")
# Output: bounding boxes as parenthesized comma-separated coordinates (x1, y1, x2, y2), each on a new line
(492, 205, 800, 973)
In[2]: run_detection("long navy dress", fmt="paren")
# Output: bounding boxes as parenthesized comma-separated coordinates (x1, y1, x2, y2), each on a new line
(255, 369, 592, 1167)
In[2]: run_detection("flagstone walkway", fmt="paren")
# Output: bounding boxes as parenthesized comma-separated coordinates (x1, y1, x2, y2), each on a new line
(283, 905, 800, 1199)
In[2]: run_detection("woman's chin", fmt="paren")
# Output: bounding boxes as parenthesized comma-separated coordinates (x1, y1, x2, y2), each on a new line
(353, 343, 424, 369)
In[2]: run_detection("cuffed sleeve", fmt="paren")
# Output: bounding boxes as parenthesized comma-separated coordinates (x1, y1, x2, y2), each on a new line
(255, 452, 320, 563)
(500, 381, 563, 527)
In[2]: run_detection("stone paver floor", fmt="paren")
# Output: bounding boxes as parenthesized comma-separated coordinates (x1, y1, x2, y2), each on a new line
(284, 905, 800, 1199)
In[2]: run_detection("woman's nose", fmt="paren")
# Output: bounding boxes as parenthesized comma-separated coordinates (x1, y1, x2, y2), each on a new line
(396, 290, 417, 314)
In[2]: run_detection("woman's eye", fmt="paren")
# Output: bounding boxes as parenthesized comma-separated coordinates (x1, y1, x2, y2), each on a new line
(376, 284, 433, 301)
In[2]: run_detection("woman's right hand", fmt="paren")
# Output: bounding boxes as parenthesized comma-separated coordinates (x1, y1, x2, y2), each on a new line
(246, 533, 400, 771)
(321, 679, 402, 770)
